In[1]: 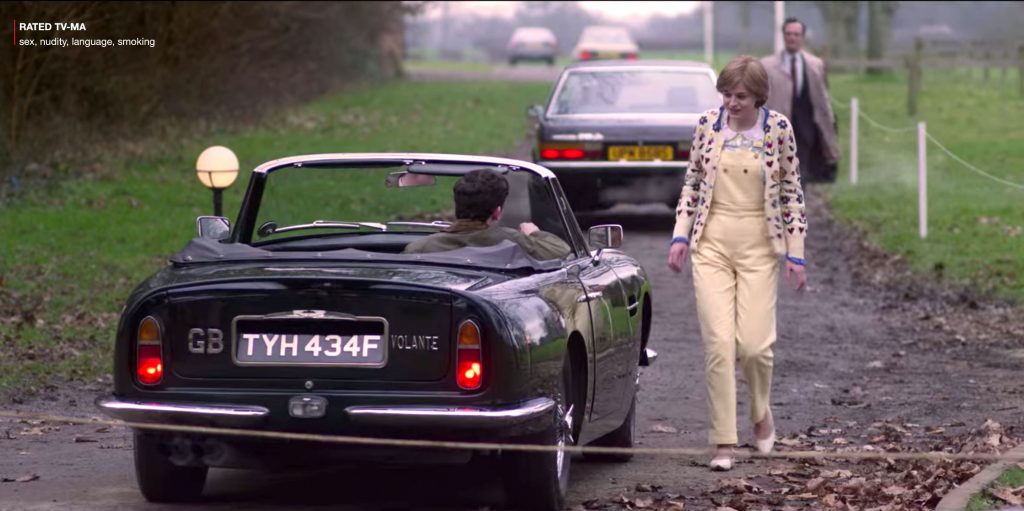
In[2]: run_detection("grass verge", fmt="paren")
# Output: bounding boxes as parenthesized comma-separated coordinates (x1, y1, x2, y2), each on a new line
(827, 70, 1024, 303)
(966, 465, 1024, 511)
(0, 79, 550, 398)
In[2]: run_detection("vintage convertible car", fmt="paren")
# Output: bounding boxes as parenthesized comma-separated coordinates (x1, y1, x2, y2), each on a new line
(529, 60, 721, 211)
(97, 153, 654, 510)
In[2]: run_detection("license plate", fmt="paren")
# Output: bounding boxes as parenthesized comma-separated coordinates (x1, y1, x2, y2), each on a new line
(233, 315, 388, 367)
(607, 145, 674, 161)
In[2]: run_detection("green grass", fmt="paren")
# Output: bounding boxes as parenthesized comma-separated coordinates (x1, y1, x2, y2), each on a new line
(966, 466, 1024, 511)
(0, 79, 551, 397)
(826, 70, 1024, 302)
(403, 59, 494, 73)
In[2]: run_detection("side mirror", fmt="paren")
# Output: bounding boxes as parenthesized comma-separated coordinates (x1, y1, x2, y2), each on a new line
(386, 171, 436, 188)
(526, 104, 544, 120)
(197, 216, 231, 240)
(588, 224, 623, 250)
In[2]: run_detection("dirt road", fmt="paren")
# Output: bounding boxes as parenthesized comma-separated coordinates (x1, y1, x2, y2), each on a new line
(2, 185, 1022, 510)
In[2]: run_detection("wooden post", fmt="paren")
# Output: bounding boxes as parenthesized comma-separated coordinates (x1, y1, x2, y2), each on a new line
(918, 122, 927, 239)
(907, 37, 922, 116)
(1019, 44, 1024, 99)
(850, 97, 858, 185)
(984, 50, 991, 83)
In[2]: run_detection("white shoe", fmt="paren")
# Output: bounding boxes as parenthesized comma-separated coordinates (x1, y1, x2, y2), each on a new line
(709, 455, 734, 471)
(709, 446, 734, 471)
(755, 408, 776, 454)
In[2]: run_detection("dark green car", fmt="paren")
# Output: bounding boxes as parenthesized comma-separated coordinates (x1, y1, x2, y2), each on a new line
(97, 153, 656, 511)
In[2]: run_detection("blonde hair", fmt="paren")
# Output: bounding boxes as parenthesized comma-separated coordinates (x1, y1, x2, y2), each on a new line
(716, 56, 769, 108)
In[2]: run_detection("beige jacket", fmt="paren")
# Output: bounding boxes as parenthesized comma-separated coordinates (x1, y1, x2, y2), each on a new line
(761, 50, 840, 163)
(671, 107, 807, 261)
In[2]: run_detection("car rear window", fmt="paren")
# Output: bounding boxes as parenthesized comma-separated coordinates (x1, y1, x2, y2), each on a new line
(551, 69, 719, 115)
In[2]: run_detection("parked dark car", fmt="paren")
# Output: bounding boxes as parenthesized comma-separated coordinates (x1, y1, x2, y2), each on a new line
(97, 153, 655, 511)
(529, 60, 721, 211)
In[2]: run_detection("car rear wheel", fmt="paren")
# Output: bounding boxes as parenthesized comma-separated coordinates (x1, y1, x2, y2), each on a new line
(582, 392, 635, 462)
(134, 432, 207, 502)
(502, 357, 575, 511)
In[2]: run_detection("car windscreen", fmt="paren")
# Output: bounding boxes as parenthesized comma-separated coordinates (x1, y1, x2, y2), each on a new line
(249, 164, 572, 254)
(580, 28, 632, 45)
(551, 69, 720, 115)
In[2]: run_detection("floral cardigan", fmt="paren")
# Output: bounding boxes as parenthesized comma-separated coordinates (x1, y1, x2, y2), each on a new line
(671, 106, 807, 264)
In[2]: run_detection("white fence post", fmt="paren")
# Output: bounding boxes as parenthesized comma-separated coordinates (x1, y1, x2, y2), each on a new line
(918, 122, 927, 239)
(850, 97, 859, 185)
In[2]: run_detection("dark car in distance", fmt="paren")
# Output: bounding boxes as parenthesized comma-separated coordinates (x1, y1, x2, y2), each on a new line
(97, 153, 655, 511)
(528, 60, 721, 211)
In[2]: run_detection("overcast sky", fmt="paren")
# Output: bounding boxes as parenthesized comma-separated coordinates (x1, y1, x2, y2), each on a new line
(418, 1, 703, 21)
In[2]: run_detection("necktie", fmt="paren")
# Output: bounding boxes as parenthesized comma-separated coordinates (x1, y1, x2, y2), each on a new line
(790, 54, 798, 100)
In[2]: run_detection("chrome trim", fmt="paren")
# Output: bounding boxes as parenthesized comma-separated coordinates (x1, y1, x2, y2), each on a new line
(250, 153, 557, 180)
(539, 161, 689, 169)
(96, 397, 269, 426)
(346, 397, 555, 432)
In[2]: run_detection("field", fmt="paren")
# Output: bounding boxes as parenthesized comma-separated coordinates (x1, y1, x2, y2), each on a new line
(827, 70, 1024, 302)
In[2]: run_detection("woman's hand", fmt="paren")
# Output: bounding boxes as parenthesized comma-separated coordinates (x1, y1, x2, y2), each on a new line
(785, 260, 806, 291)
(668, 242, 689, 273)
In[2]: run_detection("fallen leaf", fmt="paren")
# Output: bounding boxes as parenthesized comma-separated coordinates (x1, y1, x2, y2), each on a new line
(650, 424, 679, 434)
(866, 360, 884, 369)
(988, 486, 1023, 505)
(1, 474, 40, 483)
(666, 500, 685, 509)
(634, 497, 654, 508)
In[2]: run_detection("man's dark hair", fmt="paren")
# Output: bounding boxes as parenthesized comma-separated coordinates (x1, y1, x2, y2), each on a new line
(453, 169, 509, 221)
(782, 17, 806, 35)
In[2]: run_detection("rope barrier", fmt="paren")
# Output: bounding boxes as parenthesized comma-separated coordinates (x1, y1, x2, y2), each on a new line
(1, 409, 1020, 463)
(833, 96, 1023, 189)
(926, 133, 1024, 191)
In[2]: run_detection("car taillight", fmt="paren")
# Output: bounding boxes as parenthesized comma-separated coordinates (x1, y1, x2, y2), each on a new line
(456, 320, 482, 390)
(676, 148, 691, 160)
(136, 316, 163, 385)
(625, 53, 638, 60)
(579, 50, 592, 60)
(539, 145, 591, 160)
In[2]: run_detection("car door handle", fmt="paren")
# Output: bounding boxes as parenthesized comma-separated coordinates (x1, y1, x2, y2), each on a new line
(576, 291, 603, 303)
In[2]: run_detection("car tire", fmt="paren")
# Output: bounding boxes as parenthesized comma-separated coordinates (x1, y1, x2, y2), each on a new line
(509, 58, 517, 66)
(502, 358, 574, 511)
(546, 57, 555, 66)
(134, 432, 207, 502)
(582, 392, 635, 462)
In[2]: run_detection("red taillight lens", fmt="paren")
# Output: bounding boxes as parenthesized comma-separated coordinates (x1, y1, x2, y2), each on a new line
(676, 148, 690, 160)
(540, 148, 560, 160)
(136, 316, 163, 385)
(562, 148, 585, 159)
(625, 53, 638, 60)
(137, 345, 163, 385)
(456, 320, 482, 390)
(580, 51, 592, 60)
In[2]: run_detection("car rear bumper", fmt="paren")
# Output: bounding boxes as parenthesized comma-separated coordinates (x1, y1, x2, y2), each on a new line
(96, 395, 555, 435)
(539, 160, 688, 171)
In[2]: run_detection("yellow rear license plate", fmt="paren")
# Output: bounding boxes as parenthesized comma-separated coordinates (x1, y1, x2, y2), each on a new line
(608, 145, 673, 161)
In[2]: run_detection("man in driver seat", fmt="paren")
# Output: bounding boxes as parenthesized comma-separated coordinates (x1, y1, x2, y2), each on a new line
(403, 169, 572, 260)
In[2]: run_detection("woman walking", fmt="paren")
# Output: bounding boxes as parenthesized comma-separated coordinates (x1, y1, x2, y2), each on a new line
(667, 55, 807, 470)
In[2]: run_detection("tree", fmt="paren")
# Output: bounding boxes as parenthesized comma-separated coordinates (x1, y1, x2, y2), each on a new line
(816, 1, 860, 60)
(866, 1, 897, 73)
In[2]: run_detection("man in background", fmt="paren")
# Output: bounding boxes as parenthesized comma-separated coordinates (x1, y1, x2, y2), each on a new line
(761, 18, 840, 183)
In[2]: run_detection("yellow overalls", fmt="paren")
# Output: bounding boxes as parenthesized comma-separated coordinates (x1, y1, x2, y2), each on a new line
(691, 131, 778, 446)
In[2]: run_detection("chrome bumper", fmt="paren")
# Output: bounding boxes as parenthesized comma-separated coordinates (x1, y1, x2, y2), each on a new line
(539, 160, 688, 170)
(96, 396, 556, 435)
(96, 397, 270, 427)
(345, 397, 555, 433)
